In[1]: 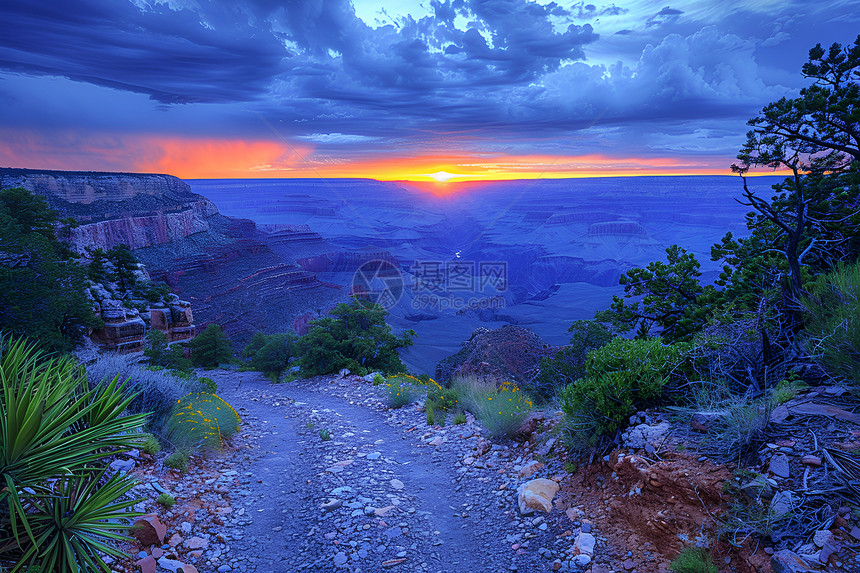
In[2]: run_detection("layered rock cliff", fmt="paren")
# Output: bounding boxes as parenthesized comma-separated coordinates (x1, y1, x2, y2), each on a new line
(0, 168, 346, 344)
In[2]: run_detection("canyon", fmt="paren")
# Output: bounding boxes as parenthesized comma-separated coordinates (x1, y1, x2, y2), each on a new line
(1, 168, 783, 373)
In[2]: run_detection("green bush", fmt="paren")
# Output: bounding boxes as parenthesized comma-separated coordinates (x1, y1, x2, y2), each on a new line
(319, 428, 332, 441)
(670, 547, 717, 573)
(533, 320, 613, 401)
(164, 451, 189, 472)
(373, 373, 385, 385)
(242, 332, 296, 376)
(0, 188, 102, 352)
(143, 329, 192, 372)
(426, 400, 436, 426)
(559, 338, 691, 447)
(189, 324, 233, 367)
(168, 392, 241, 451)
(157, 493, 175, 508)
(452, 411, 467, 425)
(294, 299, 415, 377)
(803, 262, 860, 385)
(0, 336, 146, 571)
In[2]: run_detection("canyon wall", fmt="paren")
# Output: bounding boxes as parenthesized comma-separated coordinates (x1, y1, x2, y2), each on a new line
(1, 168, 346, 346)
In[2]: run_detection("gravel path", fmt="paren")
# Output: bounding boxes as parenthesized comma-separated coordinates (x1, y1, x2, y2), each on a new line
(210, 370, 572, 573)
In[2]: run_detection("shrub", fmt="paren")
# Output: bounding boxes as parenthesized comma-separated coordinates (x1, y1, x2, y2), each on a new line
(670, 547, 717, 573)
(0, 336, 145, 570)
(474, 381, 533, 439)
(373, 373, 385, 385)
(452, 411, 467, 425)
(157, 493, 175, 508)
(383, 375, 415, 408)
(144, 329, 192, 372)
(294, 299, 415, 377)
(164, 451, 189, 472)
(242, 332, 296, 376)
(558, 338, 691, 448)
(168, 392, 241, 451)
(803, 262, 860, 385)
(189, 324, 233, 367)
(85, 353, 204, 432)
(532, 320, 613, 401)
(771, 375, 807, 405)
(451, 375, 497, 412)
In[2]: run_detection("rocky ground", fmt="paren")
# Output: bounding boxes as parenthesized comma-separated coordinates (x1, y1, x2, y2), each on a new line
(110, 371, 860, 573)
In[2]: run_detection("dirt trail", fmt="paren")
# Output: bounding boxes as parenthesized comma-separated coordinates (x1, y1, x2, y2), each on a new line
(212, 370, 548, 573)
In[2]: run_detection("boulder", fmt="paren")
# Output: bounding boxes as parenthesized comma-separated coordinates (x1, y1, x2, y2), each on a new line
(131, 514, 166, 546)
(517, 478, 559, 514)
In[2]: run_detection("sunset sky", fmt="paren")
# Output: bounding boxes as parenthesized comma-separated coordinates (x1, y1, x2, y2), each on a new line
(1, 1, 858, 182)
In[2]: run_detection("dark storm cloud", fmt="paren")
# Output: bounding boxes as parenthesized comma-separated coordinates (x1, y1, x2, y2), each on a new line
(0, 0, 287, 103)
(2, 0, 859, 160)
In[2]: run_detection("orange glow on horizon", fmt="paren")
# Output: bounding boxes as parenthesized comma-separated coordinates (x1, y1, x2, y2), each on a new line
(0, 130, 786, 185)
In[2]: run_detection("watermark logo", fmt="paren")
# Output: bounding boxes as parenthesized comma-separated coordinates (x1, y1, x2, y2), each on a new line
(351, 259, 508, 310)
(351, 259, 404, 308)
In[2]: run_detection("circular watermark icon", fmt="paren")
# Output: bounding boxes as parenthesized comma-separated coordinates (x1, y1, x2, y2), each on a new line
(351, 260, 404, 308)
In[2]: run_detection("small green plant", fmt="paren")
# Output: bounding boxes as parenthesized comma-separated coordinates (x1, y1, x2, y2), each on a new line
(564, 461, 578, 474)
(383, 375, 415, 408)
(141, 433, 161, 455)
(373, 373, 385, 385)
(319, 428, 332, 441)
(771, 375, 807, 405)
(669, 547, 717, 573)
(164, 451, 189, 472)
(157, 493, 175, 508)
(427, 383, 459, 412)
(198, 377, 217, 393)
(426, 400, 436, 426)
(452, 411, 467, 425)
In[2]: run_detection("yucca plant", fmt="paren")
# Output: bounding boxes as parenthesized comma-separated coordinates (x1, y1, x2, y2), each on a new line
(0, 336, 146, 571)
